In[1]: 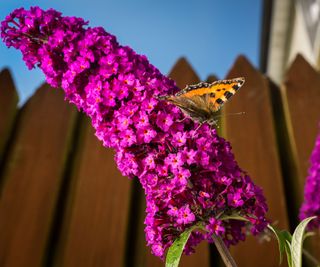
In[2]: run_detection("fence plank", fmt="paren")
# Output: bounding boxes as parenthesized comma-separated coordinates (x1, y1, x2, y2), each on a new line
(133, 57, 211, 267)
(54, 117, 132, 267)
(281, 54, 320, 262)
(168, 57, 200, 89)
(223, 55, 289, 267)
(0, 86, 77, 267)
(0, 54, 317, 267)
(282, 54, 320, 206)
(0, 69, 19, 166)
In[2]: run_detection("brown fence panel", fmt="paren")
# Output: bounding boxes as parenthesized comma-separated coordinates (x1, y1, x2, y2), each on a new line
(282, 55, 320, 206)
(133, 58, 211, 267)
(0, 69, 18, 166)
(54, 117, 132, 267)
(0, 86, 77, 267)
(1, 54, 319, 267)
(281, 54, 320, 262)
(168, 57, 200, 88)
(223, 56, 289, 267)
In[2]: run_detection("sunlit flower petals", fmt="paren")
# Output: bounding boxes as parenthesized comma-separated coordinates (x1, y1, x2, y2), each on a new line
(206, 218, 225, 237)
(172, 131, 187, 147)
(177, 205, 196, 225)
(135, 111, 150, 128)
(137, 126, 157, 143)
(173, 167, 191, 187)
(164, 153, 184, 171)
(119, 129, 137, 147)
(1, 7, 269, 259)
(156, 112, 173, 132)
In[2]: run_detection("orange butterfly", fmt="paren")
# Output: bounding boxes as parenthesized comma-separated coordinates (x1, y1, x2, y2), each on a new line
(158, 77, 245, 126)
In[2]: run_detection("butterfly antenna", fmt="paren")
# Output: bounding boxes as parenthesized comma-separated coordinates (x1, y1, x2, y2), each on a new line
(213, 111, 245, 119)
(191, 123, 203, 139)
(177, 117, 188, 123)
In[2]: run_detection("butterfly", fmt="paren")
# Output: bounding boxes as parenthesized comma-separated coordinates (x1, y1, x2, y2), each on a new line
(158, 77, 245, 126)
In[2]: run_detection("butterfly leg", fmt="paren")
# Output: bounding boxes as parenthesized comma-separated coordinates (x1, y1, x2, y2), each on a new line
(177, 117, 188, 123)
(191, 123, 203, 139)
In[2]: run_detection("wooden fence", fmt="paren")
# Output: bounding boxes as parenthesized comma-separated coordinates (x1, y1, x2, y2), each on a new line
(0, 54, 319, 267)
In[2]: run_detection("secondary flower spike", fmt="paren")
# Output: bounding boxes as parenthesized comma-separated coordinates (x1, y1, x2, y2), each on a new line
(299, 129, 320, 228)
(1, 7, 268, 258)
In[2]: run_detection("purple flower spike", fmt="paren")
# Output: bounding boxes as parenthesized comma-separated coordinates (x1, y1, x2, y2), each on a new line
(299, 129, 320, 228)
(1, 7, 269, 259)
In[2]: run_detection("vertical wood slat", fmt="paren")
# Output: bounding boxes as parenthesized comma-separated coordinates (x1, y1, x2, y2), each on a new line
(0, 86, 77, 267)
(168, 57, 201, 88)
(282, 55, 320, 207)
(54, 117, 132, 267)
(0, 69, 19, 166)
(0, 54, 319, 267)
(281, 54, 320, 262)
(133, 57, 211, 267)
(223, 56, 289, 267)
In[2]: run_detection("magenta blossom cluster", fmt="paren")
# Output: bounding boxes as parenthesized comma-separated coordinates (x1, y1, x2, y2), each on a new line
(299, 129, 320, 228)
(1, 7, 268, 258)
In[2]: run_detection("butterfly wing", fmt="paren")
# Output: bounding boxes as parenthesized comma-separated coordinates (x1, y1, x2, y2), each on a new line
(159, 77, 245, 124)
(164, 94, 212, 123)
(177, 77, 245, 112)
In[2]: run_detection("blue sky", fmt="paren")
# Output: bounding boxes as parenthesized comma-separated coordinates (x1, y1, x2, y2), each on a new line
(0, 0, 262, 104)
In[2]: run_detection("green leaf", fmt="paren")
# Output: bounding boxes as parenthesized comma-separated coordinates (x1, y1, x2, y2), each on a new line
(303, 231, 315, 241)
(165, 225, 200, 267)
(219, 214, 249, 222)
(282, 230, 292, 243)
(285, 240, 293, 267)
(268, 224, 292, 265)
(282, 231, 293, 267)
(291, 216, 316, 267)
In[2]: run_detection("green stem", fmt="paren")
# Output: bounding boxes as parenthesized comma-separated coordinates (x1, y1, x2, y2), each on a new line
(212, 235, 238, 267)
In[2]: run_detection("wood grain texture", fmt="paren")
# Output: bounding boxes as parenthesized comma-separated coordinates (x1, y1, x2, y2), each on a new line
(282, 55, 320, 203)
(0, 69, 18, 165)
(223, 55, 289, 267)
(281, 54, 320, 262)
(133, 57, 211, 267)
(56, 119, 131, 267)
(55, 116, 132, 267)
(0, 85, 77, 267)
(168, 57, 200, 89)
